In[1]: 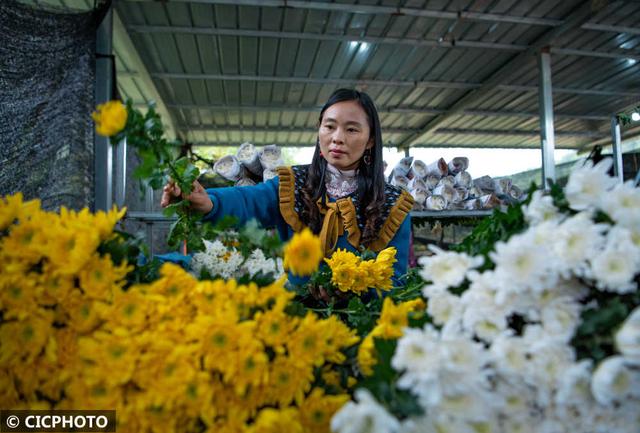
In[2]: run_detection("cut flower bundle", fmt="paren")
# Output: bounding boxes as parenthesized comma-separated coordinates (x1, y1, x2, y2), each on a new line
(332, 159, 640, 433)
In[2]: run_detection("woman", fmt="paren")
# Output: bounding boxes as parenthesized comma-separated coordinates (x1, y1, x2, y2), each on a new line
(161, 88, 413, 294)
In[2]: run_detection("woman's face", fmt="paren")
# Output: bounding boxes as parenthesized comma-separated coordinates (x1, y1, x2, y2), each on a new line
(318, 100, 373, 171)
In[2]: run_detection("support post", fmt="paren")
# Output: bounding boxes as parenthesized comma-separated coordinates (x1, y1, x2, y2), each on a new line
(94, 5, 114, 211)
(538, 48, 556, 188)
(610, 116, 624, 183)
(114, 137, 127, 208)
(145, 186, 155, 253)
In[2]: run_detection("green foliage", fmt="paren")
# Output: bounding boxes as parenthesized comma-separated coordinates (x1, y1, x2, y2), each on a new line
(616, 105, 640, 126)
(359, 338, 424, 419)
(572, 286, 640, 363)
(109, 100, 214, 253)
(98, 230, 161, 287)
(453, 203, 527, 270)
(345, 297, 382, 336)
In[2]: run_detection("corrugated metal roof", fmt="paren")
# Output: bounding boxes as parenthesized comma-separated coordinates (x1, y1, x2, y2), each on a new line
(17, 0, 640, 150)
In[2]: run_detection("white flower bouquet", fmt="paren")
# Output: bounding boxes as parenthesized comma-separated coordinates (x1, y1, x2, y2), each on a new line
(333, 159, 640, 433)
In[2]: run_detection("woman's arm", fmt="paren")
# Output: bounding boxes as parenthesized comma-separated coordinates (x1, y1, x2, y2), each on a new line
(203, 177, 282, 229)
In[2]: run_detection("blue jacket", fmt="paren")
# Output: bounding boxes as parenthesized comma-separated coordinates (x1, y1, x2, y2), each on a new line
(203, 165, 414, 287)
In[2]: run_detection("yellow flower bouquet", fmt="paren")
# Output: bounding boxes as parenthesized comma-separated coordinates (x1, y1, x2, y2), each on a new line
(0, 194, 360, 433)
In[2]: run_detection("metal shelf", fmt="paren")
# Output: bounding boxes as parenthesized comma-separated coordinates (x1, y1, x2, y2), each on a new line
(411, 210, 493, 218)
(124, 211, 175, 222)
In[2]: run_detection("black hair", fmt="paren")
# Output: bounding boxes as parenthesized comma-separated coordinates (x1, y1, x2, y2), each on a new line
(299, 88, 386, 247)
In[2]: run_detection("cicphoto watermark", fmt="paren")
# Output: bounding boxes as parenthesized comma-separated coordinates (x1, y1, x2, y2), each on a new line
(0, 410, 115, 432)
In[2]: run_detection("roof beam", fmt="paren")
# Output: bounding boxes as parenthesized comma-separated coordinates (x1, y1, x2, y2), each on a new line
(128, 0, 640, 37)
(182, 125, 605, 138)
(112, 13, 178, 139)
(142, 72, 640, 98)
(396, 1, 611, 148)
(436, 128, 605, 138)
(581, 22, 640, 36)
(128, 25, 640, 60)
(129, 25, 525, 52)
(127, 0, 562, 27)
(191, 141, 581, 150)
(163, 103, 609, 121)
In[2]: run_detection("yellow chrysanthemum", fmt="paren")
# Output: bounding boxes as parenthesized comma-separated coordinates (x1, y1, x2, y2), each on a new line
(373, 247, 397, 290)
(374, 297, 426, 339)
(92, 100, 127, 137)
(0, 193, 41, 231)
(95, 287, 151, 331)
(316, 315, 359, 364)
(357, 334, 377, 376)
(299, 389, 350, 433)
(283, 228, 323, 276)
(330, 263, 358, 292)
(0, 315, 52, 367)
(39, 265, 75, 306)
(0, 274, 41, 320)
(0, 367, 20, 407)
(79, 254, 132, 302)
(349, 265, 371, 294)
(255, 308, 298, 351)
(77, 330, 137, 387)
(265, 355, 314, 406)
(325, 248, 360, 267)
(62, 376, 124, 410)
(227, 342, 269, 396)
(61, 289, 103, 334)
(286, 313, 327, 368)
(0, 218, 43, 265)
(376, 246, 397, 263)
(249, 408, 303, 433)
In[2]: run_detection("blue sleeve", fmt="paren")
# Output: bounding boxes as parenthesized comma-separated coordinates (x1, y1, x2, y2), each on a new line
(389, 213, 411, 288)
(203, 177, 282, 229)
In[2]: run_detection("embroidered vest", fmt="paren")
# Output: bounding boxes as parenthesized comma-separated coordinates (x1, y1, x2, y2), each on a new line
(277, 165, 414, 255)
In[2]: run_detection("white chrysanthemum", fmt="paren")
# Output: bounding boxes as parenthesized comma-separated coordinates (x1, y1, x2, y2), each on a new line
(490, 333, 529, 377)
(540, 296, 582, 342)
(608, 399, 640, 433)
(331, 389, 400, 433)
(493, 375, 534, 417)
(242, 248, 281, 278)
(399, 416, 438, 433)
(591, 355, 640, 405)
(418, 246, 483, 295)
(606, 225, 640, 261)
(427, 290, 462, 327)
(395, 325, 491, 410)
(555, 359, 593, 407)
(616, 307, 640, 365)
(601, 180, 640, 228)
(219, 250, 243, 279)
(392, 327, 438, 375)
(190, 240, 244, 279)
(526, 337, 575, 406)
(497, 413, 540, 433)
(553, 212, 607, 277)
(460, 289, 508, 343)
(589, 246, 638, 294)
(435, 391, 496, 423)
(523, 190, 561, 225)
(490, 232, 551, 297)
(564, 158, 617, 211)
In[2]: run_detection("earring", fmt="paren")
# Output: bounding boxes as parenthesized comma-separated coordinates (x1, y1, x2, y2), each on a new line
(363, 149, 372, 166)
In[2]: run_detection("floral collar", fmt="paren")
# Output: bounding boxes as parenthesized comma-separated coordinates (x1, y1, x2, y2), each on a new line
(325, 163, 358, 199)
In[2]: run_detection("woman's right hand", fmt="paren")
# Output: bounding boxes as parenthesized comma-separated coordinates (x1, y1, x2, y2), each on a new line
(161, 180, 214, 214)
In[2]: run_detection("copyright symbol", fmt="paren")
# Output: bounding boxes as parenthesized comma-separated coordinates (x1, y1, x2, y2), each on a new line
(6, 415, 20, 428)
